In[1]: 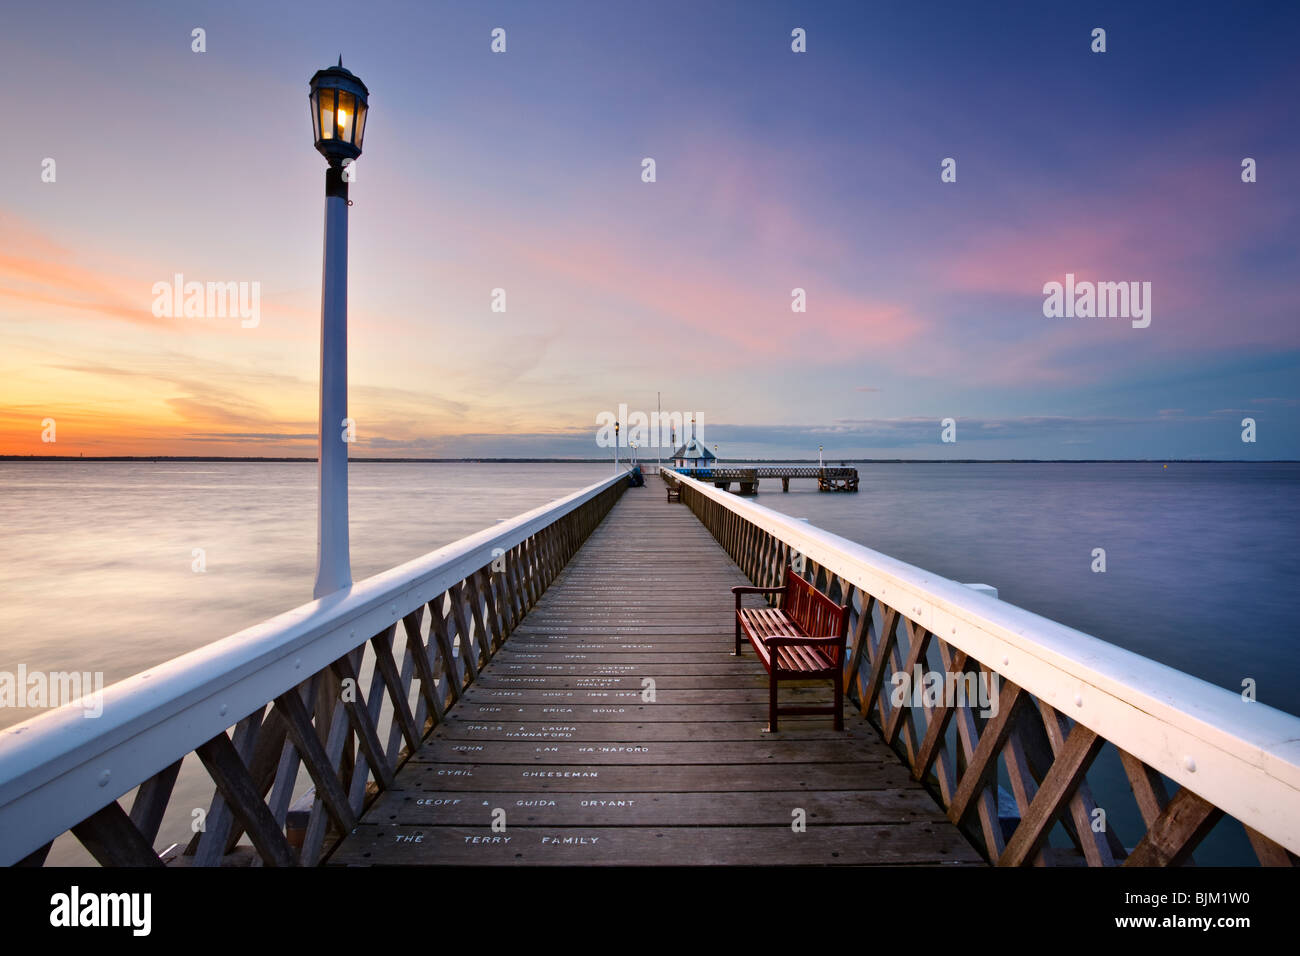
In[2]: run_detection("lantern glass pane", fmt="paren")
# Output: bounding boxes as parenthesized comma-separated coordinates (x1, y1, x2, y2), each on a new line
(317, 88, 337, 141)
(332, 90, 356, 145)
(353, 99, 367, 150)
(310, 90, 322, 143)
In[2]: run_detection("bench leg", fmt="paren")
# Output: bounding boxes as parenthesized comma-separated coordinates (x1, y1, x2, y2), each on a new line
(767, 669, 778, 733)
(733, 615, 742, 656)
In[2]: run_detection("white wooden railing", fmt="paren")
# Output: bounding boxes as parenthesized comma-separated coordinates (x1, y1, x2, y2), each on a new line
(0, 473, 626, 866)
(665, 471, 1300, 865)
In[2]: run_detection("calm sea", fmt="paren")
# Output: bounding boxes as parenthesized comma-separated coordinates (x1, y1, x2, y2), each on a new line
(1, 460, 1295, 864)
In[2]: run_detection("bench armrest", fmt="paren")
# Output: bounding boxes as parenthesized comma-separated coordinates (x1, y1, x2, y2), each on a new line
(732, 585, 786, 608)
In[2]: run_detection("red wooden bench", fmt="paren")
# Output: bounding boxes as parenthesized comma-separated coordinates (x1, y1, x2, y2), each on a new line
(732, 568, 849, 732)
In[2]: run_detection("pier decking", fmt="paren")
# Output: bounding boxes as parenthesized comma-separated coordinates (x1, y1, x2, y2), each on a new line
(328, 486, 979, 865)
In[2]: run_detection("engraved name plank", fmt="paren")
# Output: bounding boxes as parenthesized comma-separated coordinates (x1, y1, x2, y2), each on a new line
(331, 823, 982, 866)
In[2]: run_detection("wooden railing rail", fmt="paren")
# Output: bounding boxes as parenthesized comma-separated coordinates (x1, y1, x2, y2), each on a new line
(0, 473, 626, 866)
(665, 471, 1300, 866)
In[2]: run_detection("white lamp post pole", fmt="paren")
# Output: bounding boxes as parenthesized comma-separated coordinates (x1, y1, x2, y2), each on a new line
(309, 58, 369, 599)
(314, 166, 351, 598)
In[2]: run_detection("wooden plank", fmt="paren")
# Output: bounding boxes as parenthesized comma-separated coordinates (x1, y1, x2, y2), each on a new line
(945, 678, 1025, 832)
(362, 787, 950, 826)
(912, 648, 967, 782)
(1123, 787, 1224, 867)
(1119, 747, 1172, 828)
(273, 687, 358, 835)
(433, 719, 854, 742)
(403, 606, 447, 726)
(473, 567, 504, 652)
(195, 731, 296, 867)
(129, 758, 182, 845)
(71, 801, 163, 867)
(224, 708, 291, 854)
(940, 646, 1008, 860)
(411, 738, 886, 765)
(371, 625, 423, 753)
(472, 673, 777, 687)
(1035, 701, 1122, 865)
(329, 653, 396, 789)
(193, 708, 265, 866)
(464, 686, 836, 705)
(450, 579, 482, 682)
(859, 605, 900, 718)
(884, 621, 930, 748)
(331, 824, 981, 866)
(1244, 825, 1298, 866)
(450, 703, 845, 722)
(429, 598, 464, 700)
(300, 670, 355, 864)
(998, 723, 1103, 866)
(403, 760, 918, 793)
(363, 644, 398, 807)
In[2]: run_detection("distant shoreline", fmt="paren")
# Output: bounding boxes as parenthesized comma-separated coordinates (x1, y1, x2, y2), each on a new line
(2, 456, 1295, 464)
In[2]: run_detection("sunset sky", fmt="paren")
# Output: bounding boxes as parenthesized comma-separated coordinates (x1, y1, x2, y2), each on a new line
(2, 0, 1297, 459)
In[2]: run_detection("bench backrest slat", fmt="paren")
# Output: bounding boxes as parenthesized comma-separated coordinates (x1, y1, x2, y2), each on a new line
(782, 567, 848, 661)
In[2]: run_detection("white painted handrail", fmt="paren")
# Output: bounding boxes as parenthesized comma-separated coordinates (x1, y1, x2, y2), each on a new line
(674, 473, 1300, 854)
(0, 472, 626, 864)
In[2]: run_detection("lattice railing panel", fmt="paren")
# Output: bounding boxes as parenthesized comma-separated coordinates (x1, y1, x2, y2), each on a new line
(6, 477, 625, 867)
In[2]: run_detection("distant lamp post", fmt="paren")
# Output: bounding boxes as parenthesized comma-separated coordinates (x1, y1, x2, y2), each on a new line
(614, 421, 620, 474)
(309, 57, 369, 599)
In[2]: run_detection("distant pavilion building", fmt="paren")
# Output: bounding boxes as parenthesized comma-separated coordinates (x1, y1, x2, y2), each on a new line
(672, 436, 717, 470)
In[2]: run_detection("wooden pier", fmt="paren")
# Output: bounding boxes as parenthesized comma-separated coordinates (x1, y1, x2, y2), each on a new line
(5, 471, 1296, 869)
(672, 466, 859, 495)
(327, 486, 978, 865)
